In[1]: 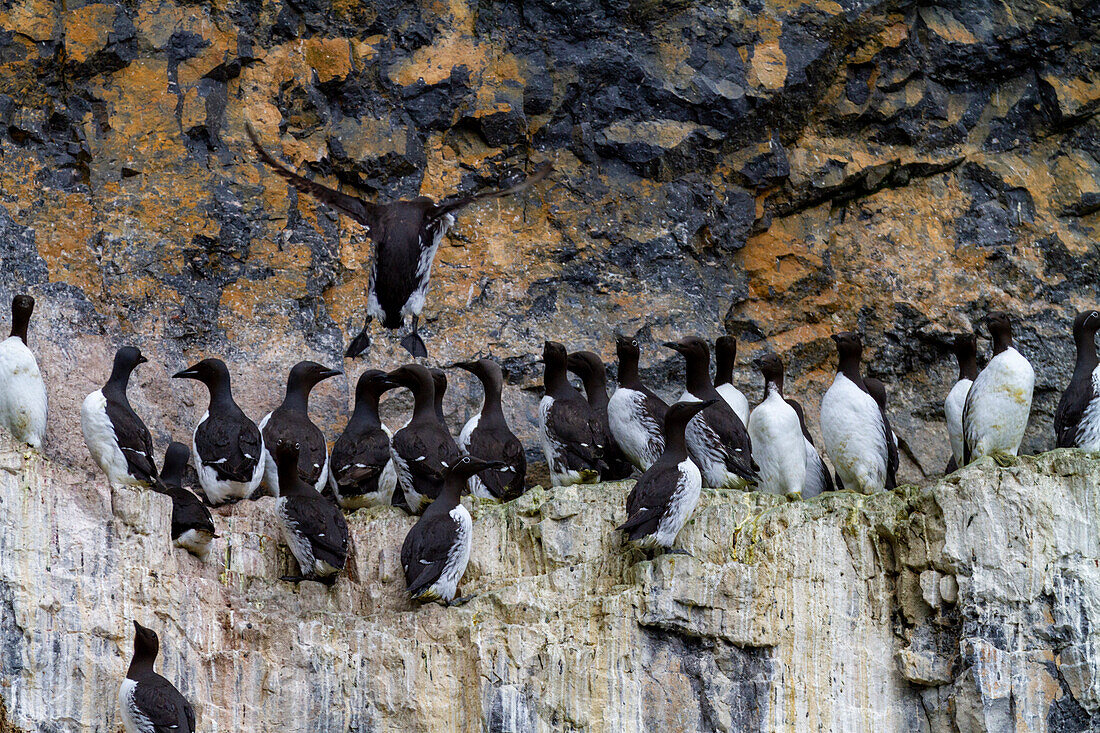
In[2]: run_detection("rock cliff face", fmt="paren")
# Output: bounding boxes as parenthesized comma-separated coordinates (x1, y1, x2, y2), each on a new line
(1, 0, 1098, 485)
(2, 435, 1099, 732)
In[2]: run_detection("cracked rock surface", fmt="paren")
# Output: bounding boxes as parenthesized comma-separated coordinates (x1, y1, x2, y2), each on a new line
(2, 435, 1099, 731)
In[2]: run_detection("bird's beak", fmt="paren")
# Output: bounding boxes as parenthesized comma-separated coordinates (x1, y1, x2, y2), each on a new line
(451, 361, 477, 372)
(320, 368, 342, 380)
(137, 355, 149, 365)
(830, 334, 841, 343)
(172, 367, 198, 379)
(662, 341, 683, 352)
(471, 459, 509, 473)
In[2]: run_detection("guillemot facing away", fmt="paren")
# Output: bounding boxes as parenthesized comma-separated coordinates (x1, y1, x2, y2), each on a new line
(820, 332, 890, 494)
(607, 335, 668, 471)
(259, 361, 341, 496)
(664, 337, 754, 489)
(455, 358, 527, 500)
(155, 442, 217, 562)
(173, 358, 265, 505)
(539, 341, 605, 486)
(618, 400, 712, 553)
(944, 334, 979, 473)
(119, 621, 196, 733)
(567, 350, 634, 480)
(962, 312, 1034, 466)
(389, 363, 463, 513)
(714, 336, 750, 425)
(785, 398, 834, 498)
(747, 354, 805, 498)
(329, 369, 398, 510)
(81, 347, 157, 489)
(274, 440, 349, 586)
(401, 455, 504, 605)
(248, 123, 551, 358)
(863, 377, 899, 490)
(1055, 310, 1100, 451)
(0, 294, 47, 449)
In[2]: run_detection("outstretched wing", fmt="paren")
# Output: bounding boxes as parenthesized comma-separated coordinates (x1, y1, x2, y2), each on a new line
(247, 123, 378, 228)
(430, 162, 553, 220)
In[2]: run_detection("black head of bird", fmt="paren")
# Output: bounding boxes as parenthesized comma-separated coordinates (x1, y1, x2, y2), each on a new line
(986, 311, 1014, 353)
(111, 346, 148, 383)
(566, 351, 607, 385)
(1073, 310, 1100, 341)
(542, 341, 568, 368)
(756, 353, 785, 392)
(130, 620, 160, 666)
(286, 361, 341, 396)
(714, 336, 738, 383)
(160, 442, 190, 490)
(663, 399, 715, 442)
(9, 294, 34, 342)
(387, 364, 435, 393)
(663, 336, 710, 363)
(449, 455, 509, 483)
(172, 358, 231, 388)
(615, 334, 641, 362)
(831, 332, 863, 360)
(953, 333, 979, 380)
(454, 358, 504, 390)
(355, 369, 395, 401)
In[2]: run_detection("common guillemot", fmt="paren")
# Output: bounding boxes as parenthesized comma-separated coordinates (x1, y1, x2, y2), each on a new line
(962, 312, 1034, 465)
(0, 294, 47, 449)
(81, 346, 158, 488)
(455, 358, 527, 500)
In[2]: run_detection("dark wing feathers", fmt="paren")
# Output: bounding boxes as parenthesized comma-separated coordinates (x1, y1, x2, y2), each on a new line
(467, 426, 526, 499)
(700, 402, 755, 480)
(169, 488, 216, 540)
(134, 675, 196, 733)
(548, 397, 603, 471)
(618, 463, 681, 540)
(196, 408, 262, 483)
(401, 513, 458, 594)
(284, 495, 349, 569)
(262, 410, 327, 486)
(1054, 375, 1094, 448)
(430, 162, 553, 220)
(392, 424, 461, 500)
(105, 397, 158, 482)
(881, 409, 899, 490)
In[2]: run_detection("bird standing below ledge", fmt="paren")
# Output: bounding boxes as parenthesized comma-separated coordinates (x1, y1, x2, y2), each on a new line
(246, 123, 553, 358)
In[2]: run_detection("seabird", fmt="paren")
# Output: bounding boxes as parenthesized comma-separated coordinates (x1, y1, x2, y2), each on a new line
(155, 442, 217, 562)
(388, 363, 463, 513)
(329, 369, 398, 510)
(0, 294, 47, 449)
(962, 311, 1034, 465)
(247, 123, 552, 358)
(714, 336, 750, 425)
(607, 334, 668, 471)
(273, 440, 349, 585)
(944, 334, 979, 473)
(863, 376, 899, 490)
(119, 621, 196, 733)
(746, 354, 806, 498)
(401, 455, 504, 605)
(538, 341, 605, 486)
(172, 358, 266, 505)
(1055, 310, 1100, 451)
(663, 337, 754, 489)
(454, 358, 527, 500)
(820, 332, 890, 494)
(785, 398, 834, 498)
(258, 361, 341, 496)
(567, 350, 633, 480)
(617, 400, 713, 553)
(81, 346, 157, 489)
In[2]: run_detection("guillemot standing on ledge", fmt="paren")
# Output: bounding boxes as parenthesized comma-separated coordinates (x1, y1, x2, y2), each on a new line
(746, 354, 805, 498)
(173, 358, 265, 505)
(274, 440, 349, 586)
(155, 442, 217, 562)
(455, 358, 527, 500)
(618, 400, 712, 554)
(820, 332, 890, 494)
(81, 347, 157, 489)
(539, 341, 605, 486)
(119, 621, 196, 733)
(567, 350, 634, 480)
(259, 361, 341, 496)
(389, 364, 463, 513)
(329, 370, 398, 510)
(944, 334, 979, 473)
(1054, 310, 1100, 451)
(0, 294, 47, 449)
(962, 312, 1034, 466)
(664, 336, 754, 489)
(401, 455, 504, 606)
(714, 336, 750, 425)
(608, 335, 668, 472)
(863, 377, 899, 490)
(785, 398, 834, 497)
(247, 123, 551, 358)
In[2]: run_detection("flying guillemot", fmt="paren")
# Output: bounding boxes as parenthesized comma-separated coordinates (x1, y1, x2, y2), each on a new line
(664, 336, 754, 489)
(567, 350, 634, 480)
(259, 361, 341, 496)
(455, 358, 527, 500)
(607, 334, 668, 472)
(944, 333, 979, 473)
(538, 341, 605, 486)
(172, 358, 266, 505)
(389, 363, 463, 513)
(155, 442, 217, 562)
(617, 400, 713, 554)
(119, 621, 196, 733)
(274, 440, 349, 586)
(81, 346, 158, 489)
(714, 336, 750, 425)
(401, 455, 504, 606)
(962, 312, 1035, 466)
(1054, 310, 1100, 451)
(746, 354, 806, 499)
(247, 123, 551, 358)
(820, 332, 891, 494)
(329, 369, 398, 510)
(0, 294, 47, 449)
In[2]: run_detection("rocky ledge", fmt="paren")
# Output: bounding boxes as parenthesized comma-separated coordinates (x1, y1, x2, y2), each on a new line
(1, 435, 1099, 732)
